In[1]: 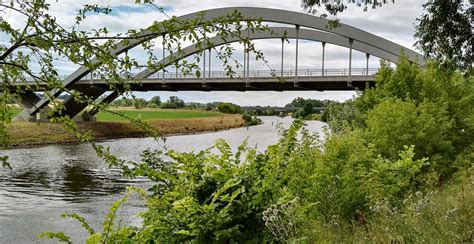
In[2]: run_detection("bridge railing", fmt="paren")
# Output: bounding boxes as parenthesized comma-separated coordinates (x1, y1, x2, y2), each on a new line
(147, 68, 379, 80)
(15, 68, 379, 83)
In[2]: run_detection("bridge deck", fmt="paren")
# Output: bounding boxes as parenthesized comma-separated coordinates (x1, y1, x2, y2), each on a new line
(7, 69, 376, 91)
(7, 75, 375, 91)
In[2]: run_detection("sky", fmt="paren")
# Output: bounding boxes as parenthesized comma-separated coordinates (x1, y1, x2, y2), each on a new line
(2, 0, 428, 106)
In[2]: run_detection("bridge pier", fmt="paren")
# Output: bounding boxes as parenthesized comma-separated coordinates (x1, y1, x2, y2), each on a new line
(11, 89, 100, 122)
(13, 105, 96, 123)
(12, 91, 50, 122)
(13, 109, 50, 123)
(12, 91, 41, 112)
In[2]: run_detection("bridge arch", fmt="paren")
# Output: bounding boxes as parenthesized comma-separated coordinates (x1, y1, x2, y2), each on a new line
(87, 26, 417, 116)
(16, 7, 425, 121)
(135, 26, 407, 80)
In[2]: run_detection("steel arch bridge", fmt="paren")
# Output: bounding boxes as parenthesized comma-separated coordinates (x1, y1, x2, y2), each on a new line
(11, 7, 425, 122)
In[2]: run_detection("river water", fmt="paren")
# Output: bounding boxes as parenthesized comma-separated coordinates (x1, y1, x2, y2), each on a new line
(0, 117, 326, 243)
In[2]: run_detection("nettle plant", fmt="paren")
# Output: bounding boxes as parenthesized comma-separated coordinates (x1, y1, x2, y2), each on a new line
(0, 0, 274, 161)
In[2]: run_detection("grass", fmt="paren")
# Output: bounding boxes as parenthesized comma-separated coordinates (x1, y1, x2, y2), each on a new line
(5, 107, 245, 147)
(96, 108, 222, 121)
(6, 114, 245, 147)
(8, 107, 222, 121)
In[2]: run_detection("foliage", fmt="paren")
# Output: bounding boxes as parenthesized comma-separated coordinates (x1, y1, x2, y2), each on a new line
(242, 113, 262, 126)
(159, 96, 185, 109)
(362, 166, 474, 243)
(133, 98, 147, 109)
(289, 97, 332, 119)
(38, 231, 72, 244)
(365, 98, 453, 161)
(415, 0, 473, 73)
(304, 113, 322, 121)
(301, 0, 394, 16)
(292, 103, 314, 119)
(246, 108, 278, 116)
(92, 140, 275, 242)
(168, 96, 185, 108)
(148, 96, 161, 107)
(217, 103, 242, 114)
(111, 97, 134, 107)
(321, 100, 362, 132)
(356, 57, 474, 179)
(285, 97, 330, 108)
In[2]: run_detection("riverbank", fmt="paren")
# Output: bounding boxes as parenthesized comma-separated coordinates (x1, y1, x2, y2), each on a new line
(6, 114, 245, 147)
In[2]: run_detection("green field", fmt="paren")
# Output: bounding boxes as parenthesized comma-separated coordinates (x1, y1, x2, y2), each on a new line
(7, 107, 222, 121)
(96, 109, 222, 121)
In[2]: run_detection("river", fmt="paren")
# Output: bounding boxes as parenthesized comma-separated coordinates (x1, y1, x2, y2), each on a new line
(0, 117, 326, 243)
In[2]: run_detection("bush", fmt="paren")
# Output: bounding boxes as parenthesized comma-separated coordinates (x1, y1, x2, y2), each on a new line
(133, 98, 147, 109)
(160, 102, 177, 109)
(242, 114, 262, 125)
(217, 103, 242, 114)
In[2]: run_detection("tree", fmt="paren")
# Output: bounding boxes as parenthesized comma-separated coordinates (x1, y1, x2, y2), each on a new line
(160, 101, 177, 109)
(301, 0, 394, 17)
(415, 0, 473, 72)
(149, 96, 161, 107)
(286, 97, 326, 108)
(168, 96, 185, 108)
(133, 98, 147, 109)
(205, 103, 214, 111)
(217, 103, 242, 114)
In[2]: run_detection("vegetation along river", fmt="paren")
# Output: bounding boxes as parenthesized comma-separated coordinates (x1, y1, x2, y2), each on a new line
(0, 117, 326, 243)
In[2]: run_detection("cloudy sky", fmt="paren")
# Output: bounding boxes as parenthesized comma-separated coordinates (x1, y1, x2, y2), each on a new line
(3, 0, 428, 106)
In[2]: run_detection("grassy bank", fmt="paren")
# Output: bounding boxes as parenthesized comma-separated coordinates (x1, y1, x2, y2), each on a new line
(8, 107, 221, 121)
(6, 114, 244, 147)
(96, 108, 221, 121)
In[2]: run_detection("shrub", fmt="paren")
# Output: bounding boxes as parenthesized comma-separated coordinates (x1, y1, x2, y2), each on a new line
(217, 103, 242, 114)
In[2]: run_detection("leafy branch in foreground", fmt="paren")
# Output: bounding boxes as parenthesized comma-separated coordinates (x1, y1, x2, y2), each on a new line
(0, 0, 275, 167)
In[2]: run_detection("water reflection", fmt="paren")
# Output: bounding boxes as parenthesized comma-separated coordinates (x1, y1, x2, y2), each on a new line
(59, 159, 128, 200)
(0, 145, 145, 214)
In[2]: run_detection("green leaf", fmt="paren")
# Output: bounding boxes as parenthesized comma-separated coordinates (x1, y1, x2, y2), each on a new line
(38, 231, 72, 243)
(61, 213, 95, 235)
